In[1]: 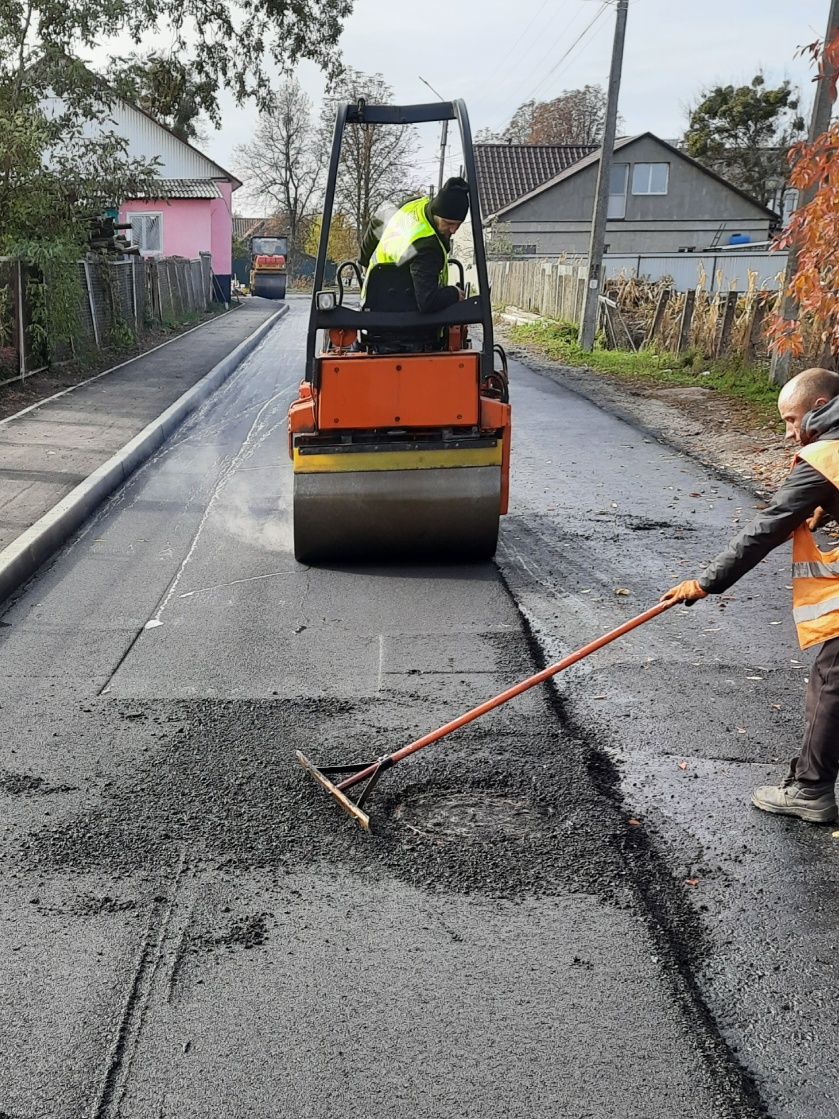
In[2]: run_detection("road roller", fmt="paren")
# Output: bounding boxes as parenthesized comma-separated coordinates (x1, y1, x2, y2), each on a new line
(287, 99, 510, 564)
(249, 235, 287, 299)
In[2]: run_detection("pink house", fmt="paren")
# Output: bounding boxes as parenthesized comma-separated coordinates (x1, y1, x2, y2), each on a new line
(102, 100, 242, 302)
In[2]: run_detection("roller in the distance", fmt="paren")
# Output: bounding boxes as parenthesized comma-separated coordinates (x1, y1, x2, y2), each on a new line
(249, 234, 287, 300)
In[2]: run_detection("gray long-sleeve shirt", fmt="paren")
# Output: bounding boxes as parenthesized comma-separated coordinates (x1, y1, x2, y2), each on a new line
(699, 398, 839, 594)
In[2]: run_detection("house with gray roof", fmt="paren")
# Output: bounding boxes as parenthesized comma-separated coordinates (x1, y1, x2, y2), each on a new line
(475, 133, 779, 258)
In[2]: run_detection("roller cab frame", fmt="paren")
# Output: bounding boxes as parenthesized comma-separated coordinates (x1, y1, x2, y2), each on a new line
(288, 99, 511, 564)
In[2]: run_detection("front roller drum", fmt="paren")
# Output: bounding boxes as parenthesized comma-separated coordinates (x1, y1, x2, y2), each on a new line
(252, 273, 286, 300)
(293, 466, 501, 564)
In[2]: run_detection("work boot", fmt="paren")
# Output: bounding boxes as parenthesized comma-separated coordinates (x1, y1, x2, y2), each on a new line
(752, 758, 837, 824)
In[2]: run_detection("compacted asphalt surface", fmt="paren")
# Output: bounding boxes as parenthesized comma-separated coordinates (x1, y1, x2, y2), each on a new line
(1, 297, 837, 1118)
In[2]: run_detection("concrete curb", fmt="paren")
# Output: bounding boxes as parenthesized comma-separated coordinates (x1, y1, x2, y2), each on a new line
(0, 302, 289, 607)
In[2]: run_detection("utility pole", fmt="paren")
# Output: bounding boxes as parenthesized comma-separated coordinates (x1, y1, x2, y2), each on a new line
(770, 0, 839, 385)
(578, 0, 629, 351)
(419, 75, 448, 192)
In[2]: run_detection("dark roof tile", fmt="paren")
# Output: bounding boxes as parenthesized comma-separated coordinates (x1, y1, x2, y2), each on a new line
(474, 143, 597, 217)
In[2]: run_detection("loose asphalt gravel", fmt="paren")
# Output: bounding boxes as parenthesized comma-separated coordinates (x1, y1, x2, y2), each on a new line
(1, 297, 837, 1118)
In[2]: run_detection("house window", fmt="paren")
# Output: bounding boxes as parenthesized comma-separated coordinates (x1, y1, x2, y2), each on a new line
(632, 163, 669, 195)
(126, 211, 163, 255)
(608, 163, 629, 219)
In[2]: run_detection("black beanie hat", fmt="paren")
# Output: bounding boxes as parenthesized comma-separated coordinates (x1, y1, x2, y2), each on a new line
(430, 177, 470, 222)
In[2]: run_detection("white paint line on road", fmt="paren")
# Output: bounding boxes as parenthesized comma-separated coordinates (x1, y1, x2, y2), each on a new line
(145, 387, 290, 627)
(177, 570, 295, 598)
(377, 634, 385, 693)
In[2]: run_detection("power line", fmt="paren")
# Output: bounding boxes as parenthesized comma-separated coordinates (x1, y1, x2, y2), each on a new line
(518, 1, 593, 87)
(505, 0, 555, 59)
(527, 1, 611, 102)
(484, 0, 599, 129)
(490, 1, 585, 99)
(534, 3, 613, 93)
(509, 0, 575, 72)
(488, 0, 611, 131)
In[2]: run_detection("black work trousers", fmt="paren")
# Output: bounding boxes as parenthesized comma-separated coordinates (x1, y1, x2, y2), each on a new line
(796, 635, 839, 784)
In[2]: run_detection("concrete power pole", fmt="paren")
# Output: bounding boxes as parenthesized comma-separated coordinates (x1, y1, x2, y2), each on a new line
(579, 0, 629, 352)
(437, 119, 449, 194)
(419, 76, 449, 194)
(770, 0, 839, 386)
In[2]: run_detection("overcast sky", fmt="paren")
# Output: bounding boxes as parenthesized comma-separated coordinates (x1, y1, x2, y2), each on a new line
(97, 0, 835, 210)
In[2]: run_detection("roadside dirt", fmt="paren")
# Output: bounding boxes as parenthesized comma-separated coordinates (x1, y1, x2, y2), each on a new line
(502, 331, 790, 498)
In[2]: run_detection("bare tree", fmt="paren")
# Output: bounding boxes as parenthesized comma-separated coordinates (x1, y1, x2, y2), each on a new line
(235, 78, 323, 275)
(485, 86, 613, 146)
(320, 68, 419, 252)
(529, 86, 610, 145)
(502, 100, 538, 143)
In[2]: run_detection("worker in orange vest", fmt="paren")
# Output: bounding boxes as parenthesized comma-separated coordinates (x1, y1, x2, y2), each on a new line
(662, 367, 839, 824)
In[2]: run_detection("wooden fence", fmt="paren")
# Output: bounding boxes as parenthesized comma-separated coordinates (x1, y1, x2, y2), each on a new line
(600, 276, 778, 362)
(488, 259, 586, 323)
(488, 257, 786, 363)
(0, 252, 214, 383)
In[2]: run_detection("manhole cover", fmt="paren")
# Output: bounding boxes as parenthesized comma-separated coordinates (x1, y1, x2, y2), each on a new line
(392, 791, 544, 841)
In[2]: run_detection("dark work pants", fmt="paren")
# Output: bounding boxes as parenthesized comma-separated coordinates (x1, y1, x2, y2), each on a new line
(796, 636, 839, 784)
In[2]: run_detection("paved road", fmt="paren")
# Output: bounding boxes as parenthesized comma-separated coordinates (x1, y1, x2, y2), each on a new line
(0, 298, 835, 1117)
(0, 298, 279, 554)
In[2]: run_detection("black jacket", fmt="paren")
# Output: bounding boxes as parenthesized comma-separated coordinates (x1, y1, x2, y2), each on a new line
(359, 201, 461, 314)
(700, 397, 839, 594)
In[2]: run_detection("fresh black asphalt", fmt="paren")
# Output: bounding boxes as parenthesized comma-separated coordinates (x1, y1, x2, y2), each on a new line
(0, 299, 835, 1117)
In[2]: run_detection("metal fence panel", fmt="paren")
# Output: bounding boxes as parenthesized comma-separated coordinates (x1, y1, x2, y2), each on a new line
(603, 251, 786, 292)
(191, 260, 204, 310)
(0, 259, 20, 379)
(1, 253, 213, 379)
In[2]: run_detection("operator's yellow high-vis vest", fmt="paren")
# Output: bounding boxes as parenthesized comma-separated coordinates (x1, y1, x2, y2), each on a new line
(361, 198, 448, 302)
(792, 439, 839, 649)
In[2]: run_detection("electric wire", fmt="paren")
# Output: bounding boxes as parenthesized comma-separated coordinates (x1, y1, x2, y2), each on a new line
(484, 0, 611, 134)
(526, 1, 611, 102)
(532, 3, 614, 94)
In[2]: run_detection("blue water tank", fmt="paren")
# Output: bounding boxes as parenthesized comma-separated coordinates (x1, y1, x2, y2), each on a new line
(727, 233, 751, 246)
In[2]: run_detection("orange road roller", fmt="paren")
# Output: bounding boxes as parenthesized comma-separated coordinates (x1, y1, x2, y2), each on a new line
(287, 99, 511, 563)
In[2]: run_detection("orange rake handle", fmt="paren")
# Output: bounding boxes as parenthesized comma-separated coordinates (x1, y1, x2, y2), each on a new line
(338, 600, 674, 792)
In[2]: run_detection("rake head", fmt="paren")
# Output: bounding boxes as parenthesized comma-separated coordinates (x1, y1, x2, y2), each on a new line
(296, 751, 392, 831)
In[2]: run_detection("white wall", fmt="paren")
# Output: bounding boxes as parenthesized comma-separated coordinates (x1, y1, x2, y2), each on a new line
(43, 95, 231, 180)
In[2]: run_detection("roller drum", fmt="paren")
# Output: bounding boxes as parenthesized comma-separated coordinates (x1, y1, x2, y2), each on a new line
(252, 273, 286, 300)
(293, 465, 501, 564)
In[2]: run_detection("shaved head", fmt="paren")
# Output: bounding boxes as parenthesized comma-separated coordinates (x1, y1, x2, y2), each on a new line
(777, 367, 839, 444)
(778, 367, 839, 412)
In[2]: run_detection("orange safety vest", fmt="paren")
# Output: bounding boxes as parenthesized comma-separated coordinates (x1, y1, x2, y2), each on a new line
(792, 439, 839, 649)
